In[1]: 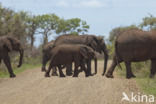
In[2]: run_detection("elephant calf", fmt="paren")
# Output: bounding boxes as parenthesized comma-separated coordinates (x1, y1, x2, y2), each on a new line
(45, 44, 96, 77)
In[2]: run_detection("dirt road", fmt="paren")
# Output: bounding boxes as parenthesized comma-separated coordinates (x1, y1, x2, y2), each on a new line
(0, 61, 150, 104)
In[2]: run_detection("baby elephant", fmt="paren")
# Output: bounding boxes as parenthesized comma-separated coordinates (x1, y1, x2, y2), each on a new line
(45, 44, 96, 77)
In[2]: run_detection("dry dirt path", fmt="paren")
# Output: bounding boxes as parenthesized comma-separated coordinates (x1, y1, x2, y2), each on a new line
(0, 61, 151, 104)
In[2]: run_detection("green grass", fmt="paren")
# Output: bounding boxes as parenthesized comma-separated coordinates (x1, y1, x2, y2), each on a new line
(136, 78, 156, 96)
(116, 62, 156, 96)
(0, 63, 41, 78)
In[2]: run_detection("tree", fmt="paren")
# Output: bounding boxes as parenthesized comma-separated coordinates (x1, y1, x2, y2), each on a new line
(0, 5, 27, 43)
(0, 5, 14, 36)
(26, 14, 39, 50)
(140, 14, 156, 30)
(36, 14, 59, 46)
(11, 12, 28, 41)
(0, 3, 90, 47)
(56, 18, 89, 35)
(109, 25, 138, 43)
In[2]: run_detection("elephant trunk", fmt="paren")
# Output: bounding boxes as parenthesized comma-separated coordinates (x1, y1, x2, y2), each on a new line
(94, 58, 97, 74)
(102, 48, 108, 76)
(41, 53, 50, 72)
(17, 49, 24, 67)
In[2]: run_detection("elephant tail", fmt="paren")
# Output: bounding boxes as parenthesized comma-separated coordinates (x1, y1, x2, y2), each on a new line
(115, 41, 122, 70)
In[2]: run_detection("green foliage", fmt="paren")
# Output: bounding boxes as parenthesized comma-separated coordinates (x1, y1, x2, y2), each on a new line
(107, 41, 115, 59)
(56, 18, 89, 35)
(0, 4, 90, 47)
(109, 25, 139, 43)
(25, 14, 39, 50)
(36, 14, 59, 45)
(140, 14, 156, 30)
(136, 78, 156, 96)
(0, 5, 28, 43)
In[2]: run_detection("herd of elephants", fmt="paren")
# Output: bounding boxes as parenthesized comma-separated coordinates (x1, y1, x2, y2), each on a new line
(0, 29, 156, 79)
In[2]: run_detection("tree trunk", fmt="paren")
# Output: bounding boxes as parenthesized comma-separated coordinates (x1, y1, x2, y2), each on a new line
(30, 34, 34, 51)
(43, 32, 48, 47)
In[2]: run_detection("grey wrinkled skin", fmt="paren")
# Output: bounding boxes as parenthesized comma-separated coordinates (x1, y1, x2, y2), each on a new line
(0, 36, 24, 78)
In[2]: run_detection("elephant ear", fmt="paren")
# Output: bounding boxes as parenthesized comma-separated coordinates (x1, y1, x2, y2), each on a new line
(43, 42, 54, 52)
(90, 40, 98, 51)
(86, 36, 98, 51)
(86, 46, 96, 59)
(3, 39, 12, 51)
(80, 47, 88, 59)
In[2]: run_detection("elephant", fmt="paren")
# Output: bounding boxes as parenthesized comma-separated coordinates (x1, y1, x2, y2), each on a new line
(53, 34, 108, 76)
(42, 34, 108, 76)
(42, 41, 58, 76)
(42, 41, 54, 71)
(45, 44, 96, 77)
(0, 36, 24, 78)
(106, 29, 156, 79)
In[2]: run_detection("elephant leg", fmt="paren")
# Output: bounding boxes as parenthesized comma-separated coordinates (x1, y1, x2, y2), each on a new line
(87, 60, 94, 76)
(106, 56, 118, 78)
(150, 59, 156, 78)
(93, 58, 97, 75)
(66, 64, 73, 76)
(106, 55, 123, 78)
(58, 65, 65, 77)
(51, 67, 58, 76)
(42, 57, 49, 72)
(81, 62, 89, 77)
(45, 63, 53, 77)
(41, 66, 46, 72)
(2, 55, 16, 78)
(73, 63, 79, 77)
(125, 61, 135, 79)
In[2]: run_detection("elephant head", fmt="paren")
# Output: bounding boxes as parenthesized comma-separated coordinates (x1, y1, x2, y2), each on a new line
(80, 44, 97, 75)
(80, 46, 96, 60)
(42, 41, 54, 71)
(6, 36, 24, 67)
(86, 35, 108, 75)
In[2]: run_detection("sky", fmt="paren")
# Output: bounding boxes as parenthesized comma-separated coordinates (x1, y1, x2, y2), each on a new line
(0, 0, 156, 46)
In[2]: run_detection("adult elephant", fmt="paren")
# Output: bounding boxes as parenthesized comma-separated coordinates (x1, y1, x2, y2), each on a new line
(0, 36, 24, 78)
(45, 44, 96, 77)
(53, 34, 108, 76)
(106, 29, 156, 79)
